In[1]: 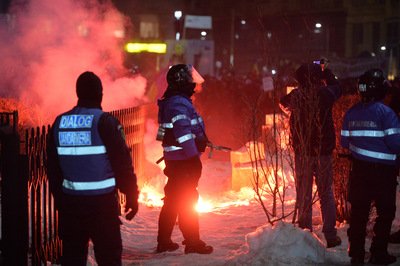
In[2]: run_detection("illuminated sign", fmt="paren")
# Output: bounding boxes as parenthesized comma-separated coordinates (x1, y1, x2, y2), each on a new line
(125, 42, 167, 54)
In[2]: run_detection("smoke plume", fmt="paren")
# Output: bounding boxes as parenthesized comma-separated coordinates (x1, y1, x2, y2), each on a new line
(0, 0, 147, 125)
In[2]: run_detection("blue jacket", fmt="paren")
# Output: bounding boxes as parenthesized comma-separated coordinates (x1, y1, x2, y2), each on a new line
(53, 107, 116, 195)
(341, 101, 400, 165)
(158, 95, 206, 160)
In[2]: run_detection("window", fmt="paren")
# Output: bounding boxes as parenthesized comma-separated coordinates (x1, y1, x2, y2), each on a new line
(353, 23, 364, 44)
(387, 22, 399, 45)
(372, 22, 380, 52)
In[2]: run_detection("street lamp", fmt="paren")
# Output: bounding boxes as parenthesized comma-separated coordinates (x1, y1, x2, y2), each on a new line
(314, 22, 330, 56)
(174, 10, 183, 41)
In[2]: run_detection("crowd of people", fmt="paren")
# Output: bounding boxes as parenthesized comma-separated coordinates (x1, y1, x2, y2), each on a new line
(46, 62, 400, 265)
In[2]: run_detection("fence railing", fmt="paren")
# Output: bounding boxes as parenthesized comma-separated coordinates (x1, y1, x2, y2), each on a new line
(0, 105, 146, 265)
(110, 105, 146, 185)
(0, 111, 29, 265)
(26, 125, 61, 265)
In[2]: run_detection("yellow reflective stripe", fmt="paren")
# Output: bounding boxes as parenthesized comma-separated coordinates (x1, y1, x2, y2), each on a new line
(62, 177, 116, 191)
(160, 123, 173, 128)
(171, 114, 188, 123)
(349, 144, 396, 161)
(57, 145, 106, 155)
(191, 117, 203, 125)
(176, 133, 195, 143)
(341, 130, 350, 137)
(384, 128, 400, 135)
(161, 117, 203, 128)
(347, 130, 384, 137)
(163, 146, 183, 152)
(341, 128, 400, 137)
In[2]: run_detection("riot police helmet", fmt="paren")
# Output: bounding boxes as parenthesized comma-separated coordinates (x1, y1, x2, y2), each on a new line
(167, 64, 204, 87)
(164, 64, 204, 98)
(358, 68, 389, 102)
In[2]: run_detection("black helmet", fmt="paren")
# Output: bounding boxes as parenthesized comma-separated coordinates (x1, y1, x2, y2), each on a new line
(164, 64, 204, 98)
(358, 68, 388, 102)
(295, 63, 323, 88)
(167, 64, 204, 87)
(167, 64, 193, 88)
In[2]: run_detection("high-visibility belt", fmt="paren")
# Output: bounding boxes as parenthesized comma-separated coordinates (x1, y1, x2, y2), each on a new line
(62, 177, 116, 191)
(57, 145, 107, 155)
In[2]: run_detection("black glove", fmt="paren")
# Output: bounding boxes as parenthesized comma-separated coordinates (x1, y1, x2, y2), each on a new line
(124, 190, 139, 221)
(323, 68, 339, 86)
(195, 135, 208, 152)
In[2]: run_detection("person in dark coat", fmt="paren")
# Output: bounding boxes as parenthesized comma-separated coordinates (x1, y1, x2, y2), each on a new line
(156, 64, 213, 254)
(47, 71, 139, 266)
(280, 63, 342, 248)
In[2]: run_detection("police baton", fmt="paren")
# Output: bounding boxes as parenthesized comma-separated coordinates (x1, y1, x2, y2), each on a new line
(207, 142, 232, 159)
(156, 143, 232, 163)
(156, 156, 164, 164)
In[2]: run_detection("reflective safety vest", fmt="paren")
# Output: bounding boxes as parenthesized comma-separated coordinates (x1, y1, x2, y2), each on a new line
(341, 101, 400, 165)
(158, 95, 206, 160)
(53, 107, 116, 195)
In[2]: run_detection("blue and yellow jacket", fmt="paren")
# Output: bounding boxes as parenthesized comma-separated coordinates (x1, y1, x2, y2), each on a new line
(158, 95, 206, 161)
(53, 107, 116, 195)
(341, 101, 400, 165)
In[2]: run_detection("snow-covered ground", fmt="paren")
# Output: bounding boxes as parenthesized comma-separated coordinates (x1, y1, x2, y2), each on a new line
(87, 155, 400, 266)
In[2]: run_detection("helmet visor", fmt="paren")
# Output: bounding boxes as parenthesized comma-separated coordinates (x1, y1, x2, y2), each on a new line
(188, 65, 205, 84)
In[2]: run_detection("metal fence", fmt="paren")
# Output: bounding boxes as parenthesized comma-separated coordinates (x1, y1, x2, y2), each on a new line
(0, 105, 146, 265)
(27, 125, 60, 265)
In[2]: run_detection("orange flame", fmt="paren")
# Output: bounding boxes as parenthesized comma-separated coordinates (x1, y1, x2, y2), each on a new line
(138, 183, 255, 214)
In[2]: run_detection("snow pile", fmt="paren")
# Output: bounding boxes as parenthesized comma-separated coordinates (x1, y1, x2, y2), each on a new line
(231, 221, 327, 265)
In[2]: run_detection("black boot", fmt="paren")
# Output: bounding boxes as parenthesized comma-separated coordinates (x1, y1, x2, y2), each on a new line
(369, 253, 396, 265)
(388, 230, 400, 244)
(350, 256, 365, 265)
(183, 240, 213, 254)
(326, 236, 342, 248)
(348, 242, 365, 265)
(156, 241, 179, 253)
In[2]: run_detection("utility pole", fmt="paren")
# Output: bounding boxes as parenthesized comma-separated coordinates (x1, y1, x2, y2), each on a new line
(230, 8, 235, 67)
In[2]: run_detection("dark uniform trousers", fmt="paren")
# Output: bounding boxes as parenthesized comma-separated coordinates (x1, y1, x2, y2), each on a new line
(157, 156, 202, 245)
(348, 158, 398, 258)
(59, 193, 122, 266)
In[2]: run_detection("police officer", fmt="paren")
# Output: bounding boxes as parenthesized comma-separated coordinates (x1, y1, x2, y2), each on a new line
(341, 69, 400, 265)
(280, 63, 342, 248)
(156, 64, 213, 254)
(47, 71, 139, 265)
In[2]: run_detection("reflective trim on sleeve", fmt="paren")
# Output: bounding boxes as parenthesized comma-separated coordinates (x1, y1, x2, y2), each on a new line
(384, 128, 400, 135)
(346, 130, 384, 137)
(191, 117, 203, 125)
(162, 117, 203, 128)
(160, 122, 173, 128)
(341, 130, 350, 137)
(349, 144, 396, 161)
(171, 114, 189, 123)
(176, 133, 195, 143)
(341, 128, 400, 137)
(57, 145, 107, 155)
(163, 145, 183, 152)
(63, 177, 116, 191)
